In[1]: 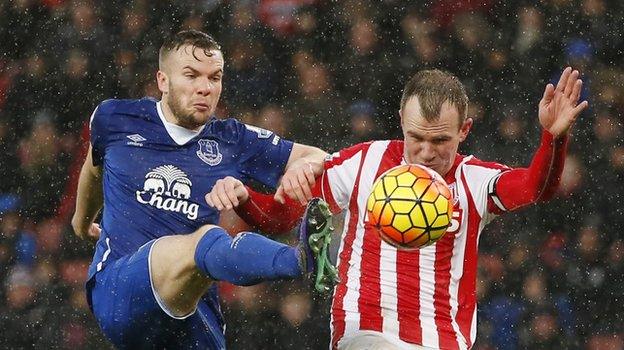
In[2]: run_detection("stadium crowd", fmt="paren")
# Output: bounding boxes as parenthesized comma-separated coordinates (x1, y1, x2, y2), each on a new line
(0, 0, 622, 349)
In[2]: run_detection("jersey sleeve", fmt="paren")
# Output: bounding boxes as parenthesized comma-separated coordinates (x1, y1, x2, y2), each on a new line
(492, 130, 568, 212)
(237, 123, 294, 188)
(235, 188, 306, 235)
(89, 99, 116, 166)
(461, 158, 511, 224)
(464, 130, 568, 224)
(319, 142, 369, 213)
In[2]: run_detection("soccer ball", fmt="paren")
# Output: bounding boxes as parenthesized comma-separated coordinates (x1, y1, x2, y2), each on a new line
(366, 164, 454, 249)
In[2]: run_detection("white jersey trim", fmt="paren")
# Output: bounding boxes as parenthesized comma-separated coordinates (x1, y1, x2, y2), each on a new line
(326, 150, 363, 210)
(96, 237, 111, 272)
(341, 141, 390, 338)
(156, 101, 205, 145)
(487, 173, 507, 212)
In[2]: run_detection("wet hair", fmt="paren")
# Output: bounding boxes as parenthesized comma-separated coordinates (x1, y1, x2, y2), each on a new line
(159, 30, 222, 68)
(400, 69, 469, 124)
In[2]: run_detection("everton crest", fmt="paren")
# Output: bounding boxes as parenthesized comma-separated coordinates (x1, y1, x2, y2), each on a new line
(196, 139, 222, 166)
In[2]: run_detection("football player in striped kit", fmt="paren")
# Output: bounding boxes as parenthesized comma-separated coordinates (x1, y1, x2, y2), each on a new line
(209, 68, 587, 349)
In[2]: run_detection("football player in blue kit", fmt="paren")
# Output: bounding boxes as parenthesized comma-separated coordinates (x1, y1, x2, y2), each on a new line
(71, 30, 336, 349)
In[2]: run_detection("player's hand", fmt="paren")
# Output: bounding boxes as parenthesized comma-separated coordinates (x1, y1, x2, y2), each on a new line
(538, 67, 589, 138)
(87, 223, 102, 241)
(205, 176, 249, 210)
(71, 218, 101, 242)
(274, 159, 322, 205)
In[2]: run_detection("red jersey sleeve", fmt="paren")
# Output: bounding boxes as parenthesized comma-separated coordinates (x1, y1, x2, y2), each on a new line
(488, 130, 568, 213)
(234, 188, 306, 235)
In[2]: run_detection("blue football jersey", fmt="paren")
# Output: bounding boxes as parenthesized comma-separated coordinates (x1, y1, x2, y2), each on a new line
(87, 97, 293, 278)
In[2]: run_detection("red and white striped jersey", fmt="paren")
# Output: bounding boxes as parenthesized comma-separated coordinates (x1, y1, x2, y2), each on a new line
(320, 140, 510, 350)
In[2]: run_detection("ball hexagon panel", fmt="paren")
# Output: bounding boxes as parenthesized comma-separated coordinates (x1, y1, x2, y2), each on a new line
(379, 224, 403, 244)
(367, 192, 376, 213)
(390, 187, 418, 201)
(372, 179, 387, 201)
(408, 165, 432, 180)
(420, 202, 439, 227)
(391, 213, 413, 233)
(396, 171, 417, 187)
(432, 213, 450, 228)
(389, 199, 416, 214)
(382, 176, 398, 196)
(409, 204, 428, 228)
(403, 227, 426, 243)
(420, 182, 440, 203)
(407, 231, 433, 248)
(378, 203, 395, 226)
(413, 178, 432, 198)
(434, 181, 452, 200)
(429, 227, 447, 242)
(434, 195, 450, 215)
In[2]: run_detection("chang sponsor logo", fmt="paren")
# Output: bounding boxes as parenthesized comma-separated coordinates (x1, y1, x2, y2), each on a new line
(135, 165, 199, 219)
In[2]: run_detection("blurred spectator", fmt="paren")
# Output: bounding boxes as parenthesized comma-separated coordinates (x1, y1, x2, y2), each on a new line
(223, 39, 278, 108)
(0, 265, 40, 347)
(519, 307, 568, 348)
(0, 120, 22, 193)
(223, 284, 283, 349)
(345, 100, 380, 144)
(54, 49, 96, 133)
(3, 54, 51, 135)
(258, 0, 316, 38)
(256, 104, 288, 137)
(17, 111, 69, 221)
(287, 61, 347, 151)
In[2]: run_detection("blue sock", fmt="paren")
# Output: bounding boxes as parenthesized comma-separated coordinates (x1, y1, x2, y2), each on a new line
(194, 227, 304, 286)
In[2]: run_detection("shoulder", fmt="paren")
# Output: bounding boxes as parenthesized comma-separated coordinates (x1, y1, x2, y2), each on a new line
(457, 155, 510, 190)
(204, 117, 246, 143)
(92, 97, 156, 121)
(326, 140, 400, 166)
(206, 118, 280, 144)
(91, 99, 117, 120)
(332, 141, 373, 158)
(462, 155, 511, 172)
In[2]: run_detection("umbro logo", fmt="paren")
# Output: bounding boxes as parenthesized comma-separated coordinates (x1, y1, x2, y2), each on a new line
(127, 134, 146, 142)
(127, 134, 146, 146)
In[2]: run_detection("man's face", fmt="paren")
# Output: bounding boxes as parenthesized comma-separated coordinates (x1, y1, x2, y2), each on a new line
(158, 45, 224, 129)
(400, 97, 472, 177)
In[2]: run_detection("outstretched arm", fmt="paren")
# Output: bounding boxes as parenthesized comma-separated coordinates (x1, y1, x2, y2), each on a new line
(71, 145, 103, 241)
(206, 175, 312, 234)
(490, 67, 588, 212)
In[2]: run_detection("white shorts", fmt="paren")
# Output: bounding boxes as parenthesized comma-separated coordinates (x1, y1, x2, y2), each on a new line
(337, 330, 435, 350)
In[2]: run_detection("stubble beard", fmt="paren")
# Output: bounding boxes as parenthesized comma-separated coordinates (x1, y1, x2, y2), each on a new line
(167, 86, 204, 130)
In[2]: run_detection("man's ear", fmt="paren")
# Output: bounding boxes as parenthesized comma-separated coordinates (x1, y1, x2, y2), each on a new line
(399, 109, 404, 127)
(157, 70, 168, 94)
(459, 117, 473, 142)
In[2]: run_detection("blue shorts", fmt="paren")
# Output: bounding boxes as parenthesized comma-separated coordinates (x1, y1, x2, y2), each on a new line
(86, 239, 226, 349)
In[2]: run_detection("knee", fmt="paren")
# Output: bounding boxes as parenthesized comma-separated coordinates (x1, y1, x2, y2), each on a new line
(194, 224, 220, 236)
(189, 224, 221, 247)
